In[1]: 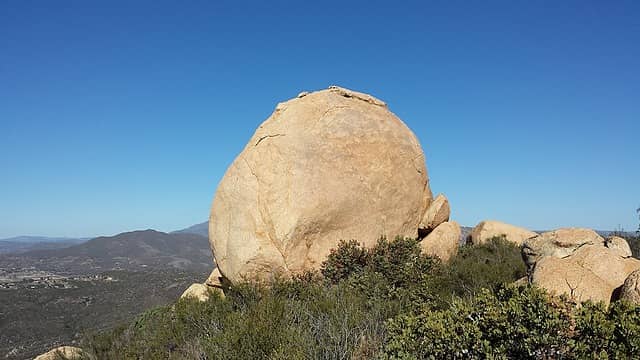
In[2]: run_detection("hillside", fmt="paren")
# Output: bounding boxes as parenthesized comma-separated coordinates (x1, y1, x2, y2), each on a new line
(1, 269, 205, 360)
(0, 229, 214, 359)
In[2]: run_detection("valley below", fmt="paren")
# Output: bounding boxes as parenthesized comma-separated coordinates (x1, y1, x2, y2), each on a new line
(0, 226, 212, 360)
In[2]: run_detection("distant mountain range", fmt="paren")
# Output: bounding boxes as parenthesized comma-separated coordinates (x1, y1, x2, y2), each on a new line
(0, 237, 88, 254)
(0, 221, 210, 255)
(172, 221, 208, 237)
(0, 229, 213, 273)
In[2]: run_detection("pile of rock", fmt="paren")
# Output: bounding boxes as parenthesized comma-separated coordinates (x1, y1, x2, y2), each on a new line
(417, 194, 460, 262)
(522, 228, 640, 305)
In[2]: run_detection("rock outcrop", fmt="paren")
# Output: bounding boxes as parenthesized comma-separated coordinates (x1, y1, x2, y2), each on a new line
(523, 228, 640, 304)
(620, 269, 640, 304)
(470, 220, 537, 246)
(419, 221, 460, 262)
(209, 86, 433, 283)
(418, 194, 450, 236)
(34, 346, 86, 360)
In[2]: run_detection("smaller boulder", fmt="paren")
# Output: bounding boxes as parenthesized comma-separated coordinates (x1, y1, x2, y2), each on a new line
(605, 236, 633, 258)
(204, 268, 227, 298)
(181, 283, 215, 302)
(470, 220, 537, 246)
(620, 269, 640, 304)
(205, 267, 225, 288)
(524, 229, 640, 305)
(419, 194, 450, 235)
(34, 346, 86, 360)
(419, 221, 460, 262)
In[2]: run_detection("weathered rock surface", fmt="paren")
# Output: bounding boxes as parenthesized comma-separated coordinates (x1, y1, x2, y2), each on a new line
(620, 269, 640, 304)
(524, 228, 640, 304)
(419, 221, 460, 262)
(34, 346, 86, 360)
(522, 228, 606, 272)
(209, 86, 432, 283)
(470, 220, 537, 246)
(419, 194, 450, 236)
(181, 283, 215, 302)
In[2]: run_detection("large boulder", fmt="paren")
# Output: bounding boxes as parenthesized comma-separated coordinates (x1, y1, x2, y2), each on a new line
(418, 193, 450, 236)
(209, 86, 433, 283)
(524, 228, 640, 304)
(470, 220, 537, 246)
(620, 269, 640, 304)
(419, 221, 460, 262)
(34, 346, 86, 360)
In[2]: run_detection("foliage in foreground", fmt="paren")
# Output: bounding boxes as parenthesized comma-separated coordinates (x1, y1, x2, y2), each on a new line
(79, 237, 640, 359)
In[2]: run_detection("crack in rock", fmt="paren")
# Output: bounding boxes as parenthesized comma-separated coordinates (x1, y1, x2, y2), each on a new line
(255, 134, 285, 147)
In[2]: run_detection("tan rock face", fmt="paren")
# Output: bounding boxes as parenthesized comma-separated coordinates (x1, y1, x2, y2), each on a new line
(524, 228, 640, 305)
(209, 86, 432, 283)
(419, 194, 450, 236)
(419, 221, 460, 262)
(34, 346, 86, 360)
(620, 269, 640, 304)
(470, 220, 537, 246)
(181, 283, 215, 302)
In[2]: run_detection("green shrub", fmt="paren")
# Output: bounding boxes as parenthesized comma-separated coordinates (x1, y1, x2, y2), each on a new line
(383, 300, 490, 359)
(321, 239, 368, 283)
(321, 237, 442, 311)
(443, 236, 527, 298)
(570, 300, 640, 358)
(383, 285, 572, 359)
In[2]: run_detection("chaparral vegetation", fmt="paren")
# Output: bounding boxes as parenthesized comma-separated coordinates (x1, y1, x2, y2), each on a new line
(78, 236, 640, 359)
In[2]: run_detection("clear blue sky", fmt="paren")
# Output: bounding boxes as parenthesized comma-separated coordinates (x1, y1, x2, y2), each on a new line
(1, 1, 638, 238)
